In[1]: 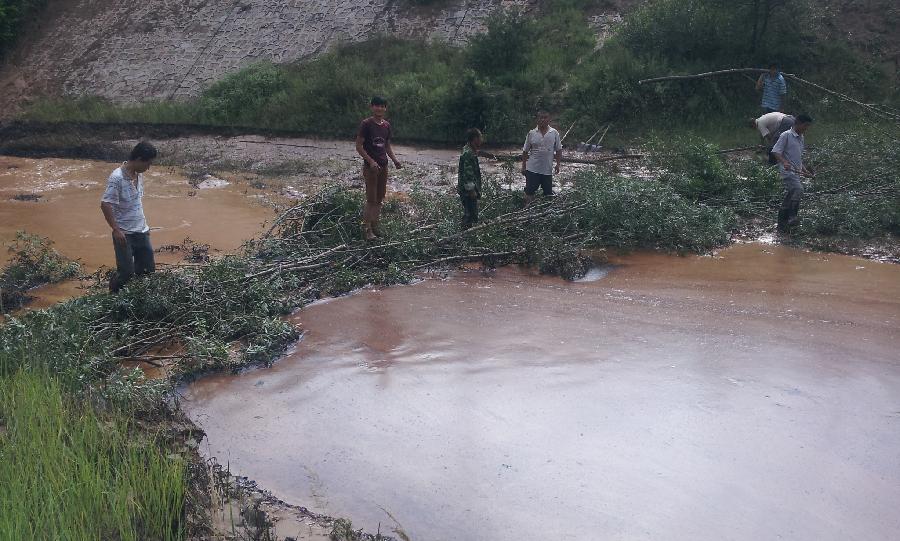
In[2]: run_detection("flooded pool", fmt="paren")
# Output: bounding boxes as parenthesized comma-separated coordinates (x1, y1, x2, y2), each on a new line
(0, 156, 275, 305)
(183, 243, 900, 540)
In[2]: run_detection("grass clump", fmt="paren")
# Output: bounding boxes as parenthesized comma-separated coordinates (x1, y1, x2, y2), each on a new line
(0, 369, 185, 541)
(0, 231, 80, 312)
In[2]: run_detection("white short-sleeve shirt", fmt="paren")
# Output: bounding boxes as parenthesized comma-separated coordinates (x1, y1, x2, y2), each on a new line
(100, 166, 149, 233)
(756, 112, 786, 137)
(523, 127, 562, 176)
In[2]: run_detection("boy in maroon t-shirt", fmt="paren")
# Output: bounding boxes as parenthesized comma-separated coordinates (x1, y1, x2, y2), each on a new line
(355, 95, 402, 240)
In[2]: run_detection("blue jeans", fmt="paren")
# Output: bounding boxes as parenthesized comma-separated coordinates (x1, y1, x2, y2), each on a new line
(111, 232, 155, 292)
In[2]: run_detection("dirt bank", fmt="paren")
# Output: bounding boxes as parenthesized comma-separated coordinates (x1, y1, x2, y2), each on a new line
(183, 243, 900, 541)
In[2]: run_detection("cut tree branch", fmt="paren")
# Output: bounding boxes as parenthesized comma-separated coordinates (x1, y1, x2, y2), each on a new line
(639, 69, 900, 121)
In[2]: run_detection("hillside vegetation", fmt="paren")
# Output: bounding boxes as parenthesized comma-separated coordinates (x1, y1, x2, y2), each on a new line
(22, 0, 897, 144)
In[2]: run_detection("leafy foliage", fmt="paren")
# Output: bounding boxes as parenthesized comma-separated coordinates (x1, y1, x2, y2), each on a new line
(799, 128, 900, 238)
(0, 0, 47, 59)
(0, 231, 80, 311)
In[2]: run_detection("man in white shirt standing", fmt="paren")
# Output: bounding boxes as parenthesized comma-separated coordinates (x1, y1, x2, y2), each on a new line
(521, 111, 563, 206)
(100, 141, 158, 292)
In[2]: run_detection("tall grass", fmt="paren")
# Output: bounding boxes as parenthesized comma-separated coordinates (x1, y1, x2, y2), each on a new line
(0, 369, 185, 541)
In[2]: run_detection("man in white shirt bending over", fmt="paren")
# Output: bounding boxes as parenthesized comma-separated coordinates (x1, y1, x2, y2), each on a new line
(100, 141, 158, 292)
(750, 111, 795, 164)
(521, 111, 563, 206)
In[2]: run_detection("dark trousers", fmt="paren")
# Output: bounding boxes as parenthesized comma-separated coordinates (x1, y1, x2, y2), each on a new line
(524, 171, 554, 196)
(111, 232, 155, 292)
(460, 195, 479, 228)
(777, 177, 804, 230)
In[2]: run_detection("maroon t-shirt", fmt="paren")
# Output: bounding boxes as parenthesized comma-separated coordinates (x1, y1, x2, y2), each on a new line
(357, 117, 392, 167)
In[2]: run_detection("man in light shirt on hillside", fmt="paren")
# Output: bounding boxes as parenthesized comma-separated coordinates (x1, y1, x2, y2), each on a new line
(521, 111, 563, 206)
(100, 141, 158, 292)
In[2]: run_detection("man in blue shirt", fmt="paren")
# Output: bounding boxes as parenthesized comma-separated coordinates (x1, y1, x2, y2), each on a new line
(771, 114, 814, 232)
(756, 63, 787, 113)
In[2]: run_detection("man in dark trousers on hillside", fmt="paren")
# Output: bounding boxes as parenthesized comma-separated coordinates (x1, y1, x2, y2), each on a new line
(521, 111, 562, 206)
(355, 96, 403, 241)
(100, 141, 158, 292)
(771, 114, 814, 232)
(457, 128, 483, 229)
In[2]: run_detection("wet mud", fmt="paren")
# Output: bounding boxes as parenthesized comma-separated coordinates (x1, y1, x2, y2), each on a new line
(184, 243, 900, 541)
(0, 156, 275, 304)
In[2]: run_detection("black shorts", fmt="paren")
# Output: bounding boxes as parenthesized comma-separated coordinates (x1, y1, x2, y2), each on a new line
(524, 171, 554, 196)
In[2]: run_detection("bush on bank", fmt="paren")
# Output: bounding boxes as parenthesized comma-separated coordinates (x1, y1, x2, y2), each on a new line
(0, 232, 80, 312)
(0, 0, 46, 60)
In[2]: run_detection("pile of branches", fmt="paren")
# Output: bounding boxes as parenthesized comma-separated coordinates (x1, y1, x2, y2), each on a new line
(0, 171, 734, 401)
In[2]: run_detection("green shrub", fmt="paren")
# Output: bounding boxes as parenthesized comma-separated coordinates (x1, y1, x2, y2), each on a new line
(0, 232, 80, 312)
(198, 62, 289, 124)
(571, 171, 735, 252)
(0, 0, 47, 59)
(797, 128, 900, 239)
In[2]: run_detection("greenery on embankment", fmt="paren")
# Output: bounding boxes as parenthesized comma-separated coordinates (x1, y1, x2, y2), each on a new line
(646, 128, 900, 245)
(0, 0, 46, 59)
(21, 0, 897, 145)
(0, 231, 80, 312)
(0, 369, 185, 541)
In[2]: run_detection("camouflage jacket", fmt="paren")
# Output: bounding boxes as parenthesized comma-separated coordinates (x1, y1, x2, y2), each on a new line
(457, 144, 482, 198)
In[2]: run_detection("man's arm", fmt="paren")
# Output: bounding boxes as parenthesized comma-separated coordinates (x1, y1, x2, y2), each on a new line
(521, 135, 531, 175)
(101, 202, 126, 246)
(771, 151, 792, 171)
(771, 134, 792, 171)
(778, 77, 787, 112)
(355, 135, 380, 170)
(385, 141, 402, 169)
(756, 74, 764, 91)
(554, 133, 563, 174)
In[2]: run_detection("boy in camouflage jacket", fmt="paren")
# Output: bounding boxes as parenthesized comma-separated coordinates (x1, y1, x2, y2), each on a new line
(457, 128, 483, 229)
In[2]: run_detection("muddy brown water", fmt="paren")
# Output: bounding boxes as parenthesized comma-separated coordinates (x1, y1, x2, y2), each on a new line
(184, 243, 900, 541)
(0, 156, 274, 306)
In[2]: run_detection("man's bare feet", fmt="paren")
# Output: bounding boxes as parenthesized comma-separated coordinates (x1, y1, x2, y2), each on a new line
(362, 222, 376, 241)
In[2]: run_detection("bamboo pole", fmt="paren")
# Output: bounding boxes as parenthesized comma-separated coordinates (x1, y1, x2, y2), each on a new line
(639, 69, 900, 121)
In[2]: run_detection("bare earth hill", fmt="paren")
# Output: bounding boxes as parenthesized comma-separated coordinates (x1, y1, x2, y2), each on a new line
(0, 0, 623, 113)
(0, 0, 895, 117)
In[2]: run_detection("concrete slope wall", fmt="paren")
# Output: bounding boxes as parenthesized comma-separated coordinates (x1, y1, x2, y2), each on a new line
(1, 0, 621, 106)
